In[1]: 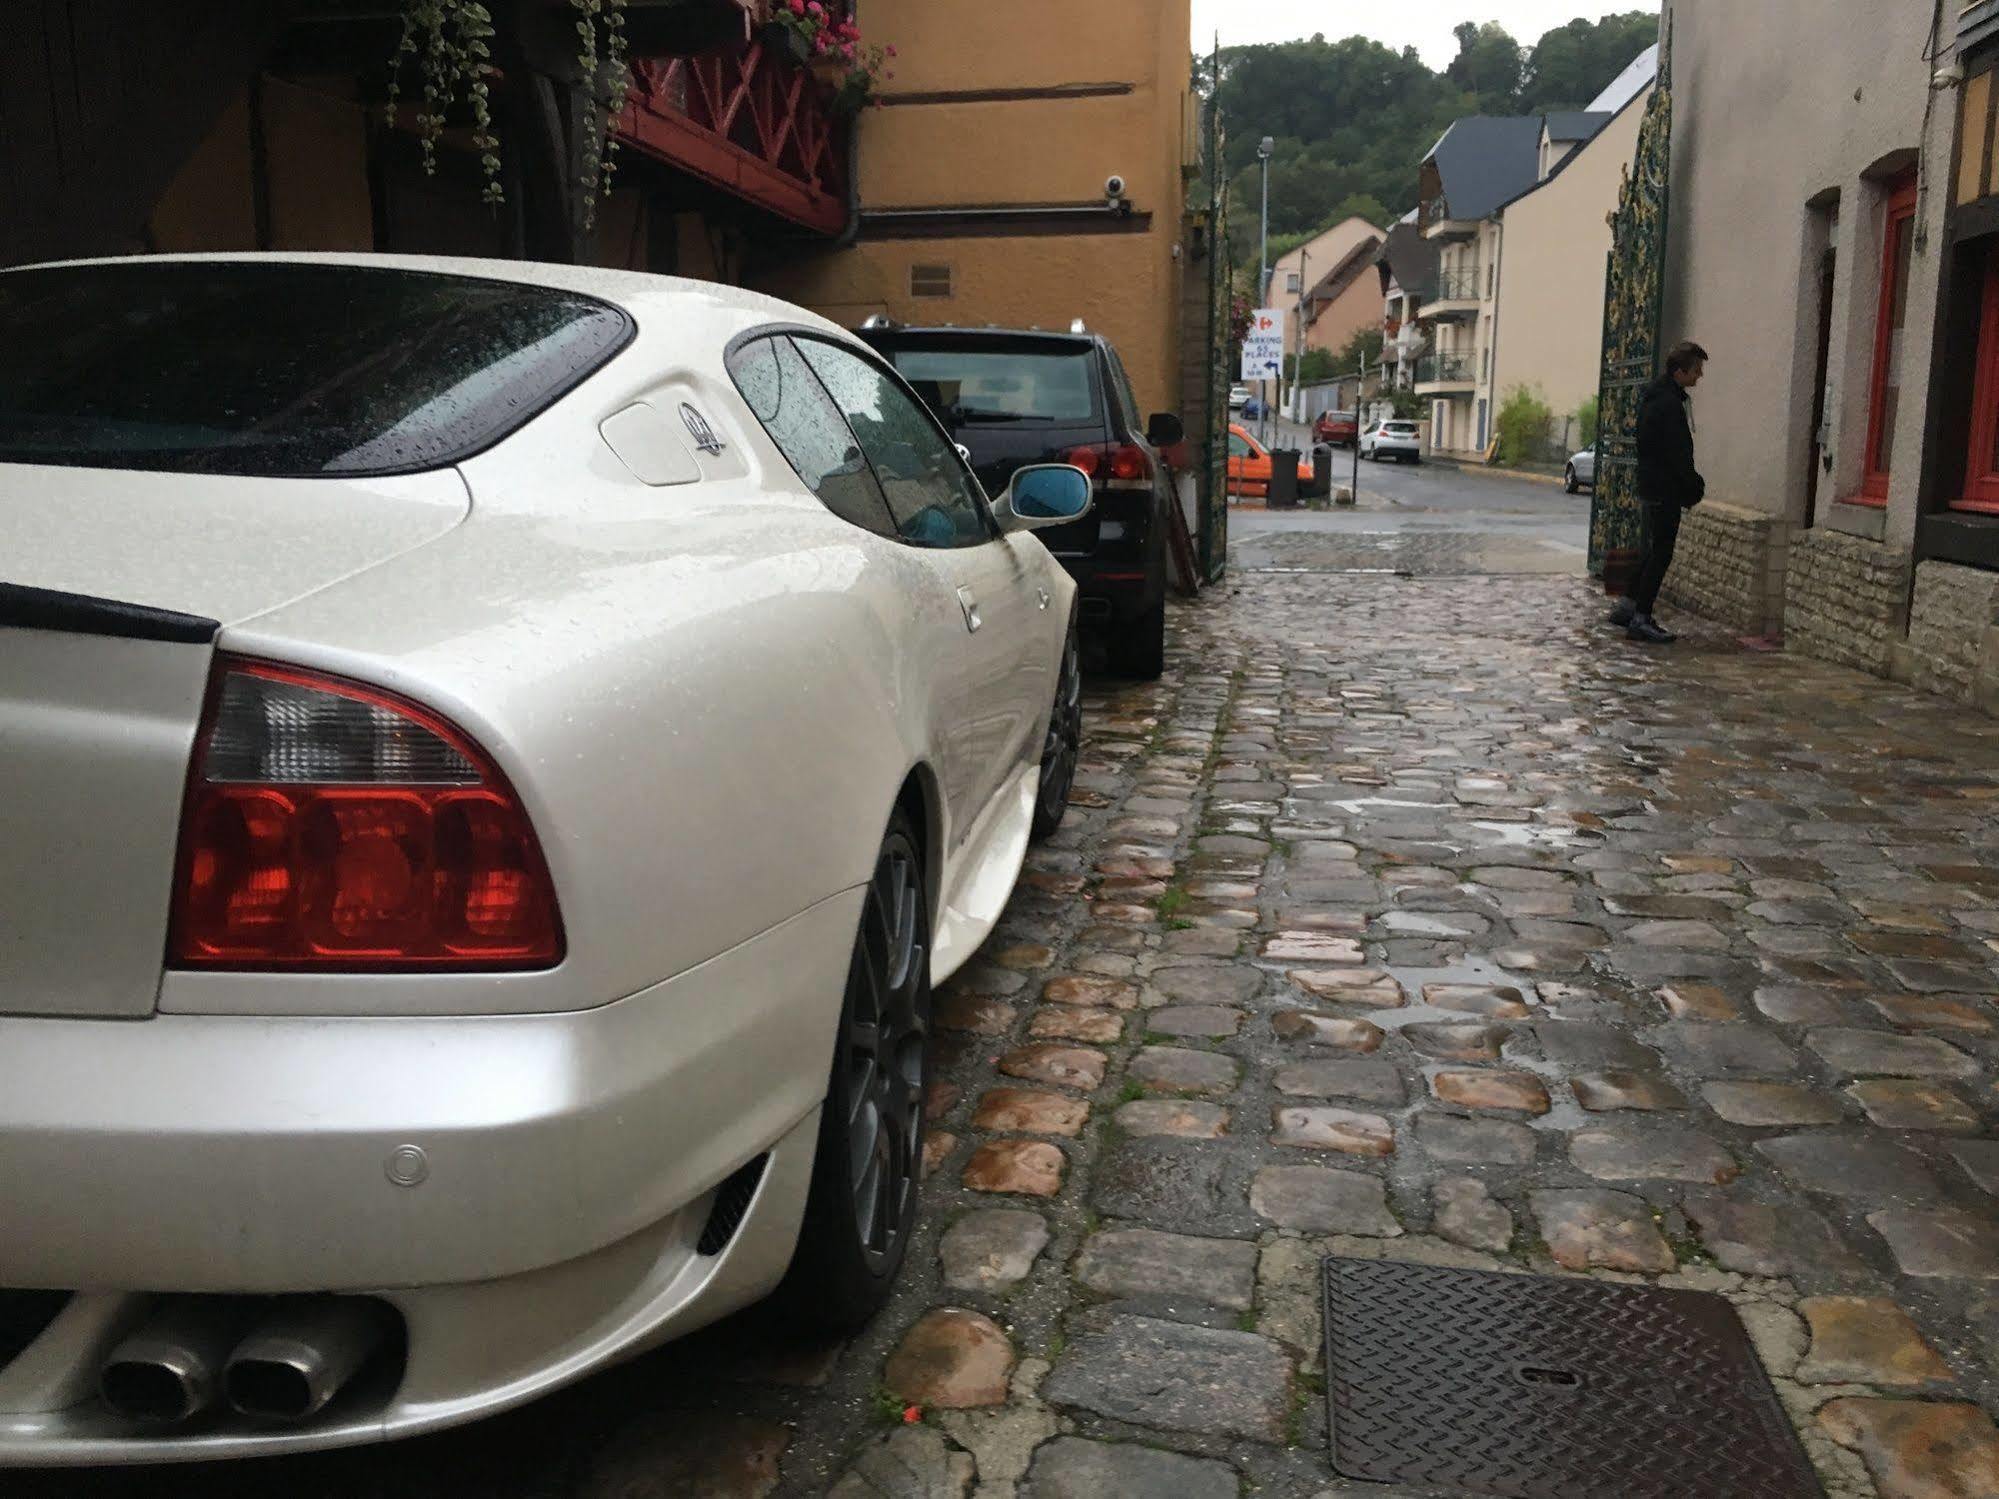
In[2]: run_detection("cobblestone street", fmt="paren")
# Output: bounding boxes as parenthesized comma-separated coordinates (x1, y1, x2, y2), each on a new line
(24, 516, 1999, 1498)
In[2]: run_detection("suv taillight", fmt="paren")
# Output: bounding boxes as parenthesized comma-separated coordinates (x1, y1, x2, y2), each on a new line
(168, 659, 563, 970)
(1063, 444, 1152, 487)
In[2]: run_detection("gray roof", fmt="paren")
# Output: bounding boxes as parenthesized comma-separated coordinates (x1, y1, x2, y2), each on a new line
(1543, 111, 1610, 143)
(1375, 221, 1437, 300)
(1424, 116, 1545, 222)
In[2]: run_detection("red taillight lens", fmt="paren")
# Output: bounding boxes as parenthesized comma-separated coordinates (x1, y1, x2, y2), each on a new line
(170, 659, 563, 970)
(1063, 445, 1101, 477)
(1107, 444, 1151, 483)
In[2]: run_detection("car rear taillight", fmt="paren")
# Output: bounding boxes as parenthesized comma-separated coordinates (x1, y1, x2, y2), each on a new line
(169, 659, 563, 970)
(1062, 444, 1151, 487)
(1106, 445, 1151, 483)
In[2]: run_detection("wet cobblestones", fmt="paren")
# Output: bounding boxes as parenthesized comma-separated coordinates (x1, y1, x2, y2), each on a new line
(26, 568, 1999, 1499)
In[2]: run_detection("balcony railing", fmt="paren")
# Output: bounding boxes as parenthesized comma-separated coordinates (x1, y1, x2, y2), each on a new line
(1417, 355, 1475, 385)
(618, 34, 852, 237)
(1432, 270, 1480, 301)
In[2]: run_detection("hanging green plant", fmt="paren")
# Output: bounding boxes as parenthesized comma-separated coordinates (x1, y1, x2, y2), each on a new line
(384, 1, 503, 205)
(384, 0, 631, 226)
(571, 0, 632, 231)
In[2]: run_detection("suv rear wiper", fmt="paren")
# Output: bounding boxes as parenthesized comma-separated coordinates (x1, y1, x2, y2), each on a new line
(948, 408, 1041, 424)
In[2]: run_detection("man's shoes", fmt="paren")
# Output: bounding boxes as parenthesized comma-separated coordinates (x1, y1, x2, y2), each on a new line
(1626, 614, 1677, 643)
(1607, 597, 1637, 627)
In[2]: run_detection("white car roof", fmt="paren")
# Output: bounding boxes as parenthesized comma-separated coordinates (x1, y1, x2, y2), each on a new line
(16, 250, 855, 353)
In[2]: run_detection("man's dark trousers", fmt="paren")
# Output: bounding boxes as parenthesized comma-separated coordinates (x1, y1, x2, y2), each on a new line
(1630, 499, 1681, 616)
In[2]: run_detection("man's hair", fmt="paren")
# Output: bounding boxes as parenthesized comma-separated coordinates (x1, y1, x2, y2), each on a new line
(1665, 341, 1710, 376)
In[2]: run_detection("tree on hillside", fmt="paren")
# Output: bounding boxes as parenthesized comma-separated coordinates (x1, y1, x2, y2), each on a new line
(1211, 11, 1660, 265)
(1446, 22, 1525, 113)
(1522, 11, 1659, 111)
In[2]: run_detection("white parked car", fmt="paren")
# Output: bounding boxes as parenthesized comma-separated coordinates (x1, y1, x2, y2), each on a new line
(1360, 419, 1422, 463)
(1228, 383, 1251, 411)
(1566, 446, 1597, 492)
(0, 253, 1094, 1465)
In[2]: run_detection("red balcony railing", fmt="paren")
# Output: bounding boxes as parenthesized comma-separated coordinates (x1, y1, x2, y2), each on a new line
(617, 38, 851, 237)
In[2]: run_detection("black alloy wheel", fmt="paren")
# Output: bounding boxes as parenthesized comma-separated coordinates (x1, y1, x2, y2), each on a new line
(1032, 620, 1082, 840)
(779, 813, 931, 1330)
(1566, 464, 1580, 494)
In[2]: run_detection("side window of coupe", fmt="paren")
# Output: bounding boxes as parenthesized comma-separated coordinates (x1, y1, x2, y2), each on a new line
(727, 335, 898, 538)
(793, 339, 996, 549)
(1228, 432, 1252, 459)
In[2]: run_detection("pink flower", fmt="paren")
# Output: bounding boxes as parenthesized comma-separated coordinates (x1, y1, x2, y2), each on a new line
(885, 44, 897, 57)
(806, 1, 823, 14)
(788, 0, 805, 12)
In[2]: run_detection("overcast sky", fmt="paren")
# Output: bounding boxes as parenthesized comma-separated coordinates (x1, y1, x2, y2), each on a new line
(1188, 1, 1660, 68)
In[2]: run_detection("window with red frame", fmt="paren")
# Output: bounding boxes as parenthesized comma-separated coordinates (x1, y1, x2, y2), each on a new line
(1961, 244, 1999, 515)
(1859, 177, 1919, 504)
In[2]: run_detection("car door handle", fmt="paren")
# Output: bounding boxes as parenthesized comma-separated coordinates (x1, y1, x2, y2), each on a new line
(956, 586, 982, 633)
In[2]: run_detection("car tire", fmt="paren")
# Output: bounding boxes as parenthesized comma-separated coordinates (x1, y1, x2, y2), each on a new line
(777, 812, 932, 1334)
(1565, 465, 1579, 494)
(1031, 617, 1082, 841)
(1109, 598, 1166, 680)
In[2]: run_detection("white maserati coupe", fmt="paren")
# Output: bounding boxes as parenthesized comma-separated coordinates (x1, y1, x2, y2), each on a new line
(0, 253, 1092, 1464)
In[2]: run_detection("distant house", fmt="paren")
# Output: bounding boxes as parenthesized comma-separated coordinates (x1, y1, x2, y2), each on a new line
(1413, 116, 1545, 457)
(1269, 216, 1386, 362)
(1409, 46, 1660, 462)
(1492, 79, 1657, 453)
(1376, 212, 1438, 394)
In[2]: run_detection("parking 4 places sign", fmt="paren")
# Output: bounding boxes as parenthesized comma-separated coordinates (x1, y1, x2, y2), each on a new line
(1242, 308, 1282, 385)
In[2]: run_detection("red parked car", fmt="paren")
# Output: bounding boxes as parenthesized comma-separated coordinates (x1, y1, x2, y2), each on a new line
(1313, 409, 1359, 447)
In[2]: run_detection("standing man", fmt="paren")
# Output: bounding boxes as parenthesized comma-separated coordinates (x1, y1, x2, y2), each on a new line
(1613, 341, 1708, 643)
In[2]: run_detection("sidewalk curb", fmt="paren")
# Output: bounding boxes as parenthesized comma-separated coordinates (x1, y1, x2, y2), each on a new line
(1427, 460, 1568, 488)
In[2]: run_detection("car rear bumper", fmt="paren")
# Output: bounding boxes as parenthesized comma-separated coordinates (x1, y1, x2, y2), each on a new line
(0, 889, 861, 1463)
(1061, 561, 1160, 624)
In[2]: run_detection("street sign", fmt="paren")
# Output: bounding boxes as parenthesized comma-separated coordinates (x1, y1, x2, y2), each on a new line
(1242, 308, 1283, 370)
(1241, 353, 1281, 385)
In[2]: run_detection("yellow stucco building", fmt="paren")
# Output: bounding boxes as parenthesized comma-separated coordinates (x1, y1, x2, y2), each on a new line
(754, 0, 1200, 419)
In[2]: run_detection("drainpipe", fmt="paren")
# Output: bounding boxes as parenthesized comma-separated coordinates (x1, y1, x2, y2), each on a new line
(1486, 217, 1504, 458)
(833, 119, 863, 247)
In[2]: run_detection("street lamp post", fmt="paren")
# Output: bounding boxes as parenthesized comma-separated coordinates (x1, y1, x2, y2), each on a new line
(1257, 135, 1273, 447)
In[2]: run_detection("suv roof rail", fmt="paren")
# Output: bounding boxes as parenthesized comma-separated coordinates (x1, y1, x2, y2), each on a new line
(859, 314, 897, 331)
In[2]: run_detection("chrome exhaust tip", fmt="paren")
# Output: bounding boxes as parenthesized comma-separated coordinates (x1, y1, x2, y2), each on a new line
(99, 1299, 245, 1425)
(224, 1298, 394, 1423)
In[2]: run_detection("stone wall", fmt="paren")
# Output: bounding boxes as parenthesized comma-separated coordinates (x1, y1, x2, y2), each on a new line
(1659, 502, 1784, 634)
(1782, 528, 1913, 676)
(1908, 561, 1999, 710)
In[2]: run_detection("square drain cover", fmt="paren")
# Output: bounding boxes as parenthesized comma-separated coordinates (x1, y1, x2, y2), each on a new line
(1322, 1258, 1822, 1498)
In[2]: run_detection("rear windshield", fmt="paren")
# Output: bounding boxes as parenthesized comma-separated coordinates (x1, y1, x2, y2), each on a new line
(0, 261, 633, 477)
(1383, 422, 1418, 434)
(879, 346, 1100, 425)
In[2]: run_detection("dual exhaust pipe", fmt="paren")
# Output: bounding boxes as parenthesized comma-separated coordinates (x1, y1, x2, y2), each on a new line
(98, 1297, 395, 1427)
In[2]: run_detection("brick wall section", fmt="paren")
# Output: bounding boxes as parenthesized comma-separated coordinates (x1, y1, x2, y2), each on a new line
(1782, 528, 1912, 676)
(1658, 502, 1783, 634)
(1908, 561, 1999, 710)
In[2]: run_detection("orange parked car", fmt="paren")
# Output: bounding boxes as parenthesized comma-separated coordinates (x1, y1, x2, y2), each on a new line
(1227, 423, 1320, 500)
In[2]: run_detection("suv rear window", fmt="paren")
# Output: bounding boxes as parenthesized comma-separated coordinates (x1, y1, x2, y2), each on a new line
(1383, 422, 1418, 434)
(0, 261, 633, 477)
(877, 345, 1101, 424)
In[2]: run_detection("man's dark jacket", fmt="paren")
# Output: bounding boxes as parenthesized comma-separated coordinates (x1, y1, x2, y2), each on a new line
(1635, 376, 1704, 509)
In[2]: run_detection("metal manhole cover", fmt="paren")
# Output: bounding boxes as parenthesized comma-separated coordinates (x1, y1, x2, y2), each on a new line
(1322, 1259, 1822, 1498)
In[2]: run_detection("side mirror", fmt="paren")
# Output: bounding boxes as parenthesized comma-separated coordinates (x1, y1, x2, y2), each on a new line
(995, 464, 1093, 533)
(1146, 412, 1185, 447)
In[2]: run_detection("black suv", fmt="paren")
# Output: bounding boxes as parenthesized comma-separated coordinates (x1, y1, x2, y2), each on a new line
(857, 322, 1181, 678)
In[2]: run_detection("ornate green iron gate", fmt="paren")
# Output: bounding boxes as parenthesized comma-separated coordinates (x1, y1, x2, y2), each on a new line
(1590, 33, 1673, 581)
(1199, 42, 1232, 584)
